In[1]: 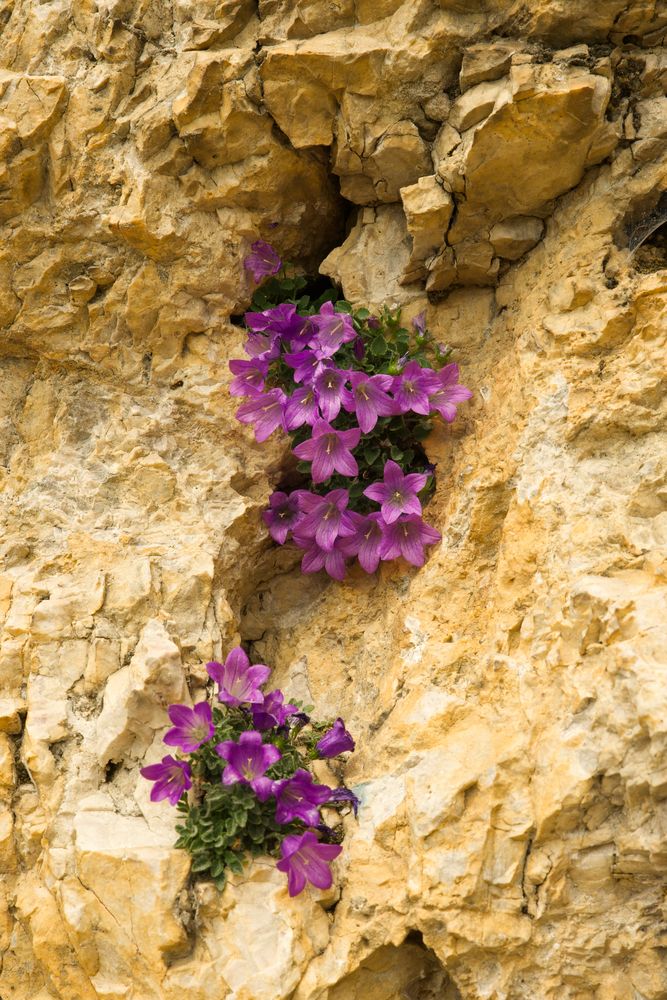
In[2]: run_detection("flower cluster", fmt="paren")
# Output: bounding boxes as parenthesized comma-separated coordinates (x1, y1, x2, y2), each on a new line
(232, 241, 472, 579)
(141, 645, 356, 896)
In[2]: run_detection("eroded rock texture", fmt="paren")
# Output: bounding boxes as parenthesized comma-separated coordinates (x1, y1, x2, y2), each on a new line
(1, 1, 667, 998)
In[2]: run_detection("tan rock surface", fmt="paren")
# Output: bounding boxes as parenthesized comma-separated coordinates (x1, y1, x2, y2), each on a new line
(1, 2, 667, 999)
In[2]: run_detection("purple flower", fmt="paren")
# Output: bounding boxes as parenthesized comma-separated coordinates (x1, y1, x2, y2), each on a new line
(244, 240, 282, 283)
(379, 514, 441, 567)
(316, 718, 355, 757)
(339, 511, 385, 573)
(292, 419, 360, 484)
(329, 786, 360, 816)
(313, 367, 347, 422)
(236, 388, 286, 442)
(352, 336, 366, 361)
(391, 361, 438, 416)
(273, 769, 332, 825)
(363, 460, 428, 524)
(163, 702, 214, 753)
(295, 536, 349, 581)
(243, 330, 280, 360)
(291, 711, 310, 727)
(229, 358, 269, 397)
(140, 755, 192, 806)
(428, 363, 473, 422)
(215, 731, 281, 801)
(245, 303, 308, 347)
(309, 302, 356, 358)
(412, 311, 426, 336)
(294, 489, 355, 551)
(206, 647, 270, 706)
(284, 386, 320, 430)
(276, 831, 342, 896)
(262, 490, 304, 545)
(284, 350, 326, 385)
(342, 372, 397, 434)
(252, 689, 298, 730)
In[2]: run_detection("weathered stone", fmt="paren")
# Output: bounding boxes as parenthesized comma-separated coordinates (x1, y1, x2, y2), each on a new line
(320, 204, 422, 308)
(94, 619, 187, 766)
(0, 699, 23, 734)
(335, 118, 433, 204)
(2, 3, 667, 999)
(459, 40, 519, 90)
(0, 733, 14, 788)
(400, 175, 454, 281)
(490, 216, 545, 260)
(449, 78, 508, 131)
(0, 806, 17, 872)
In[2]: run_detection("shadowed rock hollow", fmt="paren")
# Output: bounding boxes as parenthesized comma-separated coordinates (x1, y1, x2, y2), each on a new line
(1, 1, 667, 998)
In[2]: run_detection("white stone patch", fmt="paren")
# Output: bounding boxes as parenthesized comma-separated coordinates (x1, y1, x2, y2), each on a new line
(401, 615, 428, 665)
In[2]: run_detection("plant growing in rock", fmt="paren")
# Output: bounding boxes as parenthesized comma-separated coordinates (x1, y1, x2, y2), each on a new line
(230, 241, 472, 580)
(141, 645, 357, 896)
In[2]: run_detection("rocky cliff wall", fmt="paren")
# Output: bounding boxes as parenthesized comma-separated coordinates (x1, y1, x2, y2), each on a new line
(1, 2, 667, 998)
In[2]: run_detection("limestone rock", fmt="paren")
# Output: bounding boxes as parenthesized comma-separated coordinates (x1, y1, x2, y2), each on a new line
(449, 78, 508, 131)
(320, 205, 422, 308)
(400, 175, 454, 282)
(424, 61, 613, 289)
(459, 40, 519, 90)
(94, 619, 186, 766)
(490, 216, 545, 260)
(2, 2, 667, 999)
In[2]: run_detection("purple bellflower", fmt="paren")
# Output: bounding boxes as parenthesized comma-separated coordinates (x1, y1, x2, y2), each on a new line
(236, 388, 286, 442)
(243, 330, 280, 360)
(140, 755, 192, 806)
(228, 358, 269, 397)
(316, 718, 355, 757)
(206, 646, 270, 706)
(296, 535, 349, 581)
(412, 311, 427, 336)
(329, 786, 360, 816)
(379, 514, 441, 567)
(244, 240, 282, 283)
(252, 689, 298, 731)
(262, 490, 304, 545)
(245, 303, 307, 347)
(310, 301, 356, 357)
(292, 419, 360, 484)
(391, 361, 438, 416)
(163, 702, 214, 753)
(363, 460, 428, 524)
(273, 768, 332, 825)
(276, 831, 342, 897)
(313, 367, 347, 422)
(342, 372, 397, 433)
(340, 511, 386, 573)
(284, 386, 320, 430)
(284, 349, 326, 385)
(216, 731, 281, 801)
(295, 489, 355, 551)
(428, 363, 473, 421)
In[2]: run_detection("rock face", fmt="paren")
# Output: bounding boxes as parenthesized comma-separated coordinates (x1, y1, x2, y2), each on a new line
(1, 2, 667, 999)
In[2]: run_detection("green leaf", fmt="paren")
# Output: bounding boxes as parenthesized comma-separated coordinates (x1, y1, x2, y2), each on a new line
(390, 445, 403, 461)
(364, 446, 380, 464)
(371, 336, 388, 356)
(191, 855, 212, 873)
(355, 308, 370, 320)
(210, 857, 226, 878)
